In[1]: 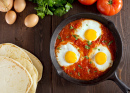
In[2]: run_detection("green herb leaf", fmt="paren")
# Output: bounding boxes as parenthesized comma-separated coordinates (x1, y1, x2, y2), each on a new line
(57, 47, 61, 50)
(87, 69, 90, 73)
(37, 12, 45, 19)
(90, 61, 92, 64)
(70, 25, 73, 29)
(68, 0, 74, 3)
(66, 36, 69, 38)
(78, 72, 80, 76)
(85, 45, 90, 49)
(99, 35, 102, 39)
(65, 2, 72, 12)
(54, 1, 67, 7)
(46, 9, 53, 15)
(86, 24, 88, 26)
(84, 56, 89, 59)
(62, 39, 64, 41)
(72, 35, 79, 40)
(54, 7, 66, 16)
(73, 68, 76, 71)
(58, 35, 61, 39)
(30, 0, 74, 19)
(94, 47, 97, 49)
(98, 49, 100, 51)
(102, 40, 107, 43)
(94, 71, 97, 73)
(74, 28, 77, 30)
(108, 41, 113, 46)
(87, 41, 92, 45)
(78, 65, 82, 69)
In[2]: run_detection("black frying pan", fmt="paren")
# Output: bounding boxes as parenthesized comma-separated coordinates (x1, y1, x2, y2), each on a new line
(50, 13, 130, 93)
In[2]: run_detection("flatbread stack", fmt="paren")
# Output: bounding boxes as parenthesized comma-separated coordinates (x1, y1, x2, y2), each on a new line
(0, 43, 43, 93)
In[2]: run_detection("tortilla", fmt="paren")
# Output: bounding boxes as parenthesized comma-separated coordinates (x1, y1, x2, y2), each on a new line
(0, 43, 32, 63)
(23, 49, 43, 81)
(0, 43, 38, 93)
(0, 56, 33, 93)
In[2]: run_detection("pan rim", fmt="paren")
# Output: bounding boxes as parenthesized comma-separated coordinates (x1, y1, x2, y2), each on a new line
(50, 13, 122, 85)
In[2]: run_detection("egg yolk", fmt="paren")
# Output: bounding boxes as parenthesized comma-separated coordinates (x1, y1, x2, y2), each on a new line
(95, 52, 107, 65)
(84, 29, 97, 41)
(65, 51, 77, 63)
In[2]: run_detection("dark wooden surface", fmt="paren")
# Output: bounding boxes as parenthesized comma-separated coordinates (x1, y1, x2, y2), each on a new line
(0, 1, 130, 93)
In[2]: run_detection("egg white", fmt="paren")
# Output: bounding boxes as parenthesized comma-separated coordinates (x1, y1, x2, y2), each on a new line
(56, 42, 80, 67)
(89, 45, 113, 71)
(74, 19, 102, 42)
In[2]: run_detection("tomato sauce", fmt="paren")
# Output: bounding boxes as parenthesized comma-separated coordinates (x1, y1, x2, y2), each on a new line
(55, 19, 116, 80)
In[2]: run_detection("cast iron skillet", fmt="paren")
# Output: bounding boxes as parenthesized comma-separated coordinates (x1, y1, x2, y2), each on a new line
(50, 13, 130, 93)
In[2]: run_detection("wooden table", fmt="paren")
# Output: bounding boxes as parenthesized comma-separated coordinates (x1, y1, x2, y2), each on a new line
(0, 1, 130, 93)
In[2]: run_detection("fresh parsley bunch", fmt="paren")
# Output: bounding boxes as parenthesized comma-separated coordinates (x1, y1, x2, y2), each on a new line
(29, 0, 74, 18)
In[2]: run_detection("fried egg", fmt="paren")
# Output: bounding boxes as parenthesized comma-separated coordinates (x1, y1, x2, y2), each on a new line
(88, 45, 113, 71)
(74, 19, 102, 42)
(56, 42, 80, 66)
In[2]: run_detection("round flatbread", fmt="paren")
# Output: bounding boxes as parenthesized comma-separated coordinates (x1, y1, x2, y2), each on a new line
(23, 49, 43, 81)
(0, 43, 32, 63)
(0, 56, 33, 93)
(0, 43, 38, 93)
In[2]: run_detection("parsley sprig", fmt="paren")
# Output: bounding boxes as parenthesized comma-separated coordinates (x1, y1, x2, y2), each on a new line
(29, 0, 74, 19)
(72, 35, 79, 40)
(108, 41, 113, 46)
(78, 65, 82, 69)
(70, 25, 73, 29)
(85, 45, 90, 49)
(87, 41, 92, 45)
(84, 56, 89, 59)
(58, 35, 61, 39)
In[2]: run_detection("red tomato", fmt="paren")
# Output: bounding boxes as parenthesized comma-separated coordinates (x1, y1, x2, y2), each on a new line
(97, 0, 123, 16)
(78, 0, 97, 5)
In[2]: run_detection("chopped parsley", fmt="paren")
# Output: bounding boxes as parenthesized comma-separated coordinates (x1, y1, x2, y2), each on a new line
(99, 35, 102, 39)
(78, 65, 82, 69)
(58, 35, 61, 39)
(85, 45, 90, 49)
(78, 72, 80, 76)
(78, 49, 80, 51)
(70, 25, 73, 29)
(102, 40, 107, 43)
(62, 39, 64, 42)
(94, 71, 97, 73)
(94, 47, 97, 49)
(72, 35, 79, 40)
(73, 68, 76, 71)
(74, 28, 77, 30)
(66, 36, 69, 38)
(87, 41, 92, 45)
(84, 56, 89, 59)
(90, 61, 92, 64)
(87, 69, 90, 73)
(57, 47, 61, 50)
(70, 72, 72, 74)
(108, 41, 113, 46)
(98, 49, 100, 51)
(86, 24, 88, 26)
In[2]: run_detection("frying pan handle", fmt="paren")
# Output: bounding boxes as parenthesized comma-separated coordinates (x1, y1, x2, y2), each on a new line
(108, 72, 130, 93)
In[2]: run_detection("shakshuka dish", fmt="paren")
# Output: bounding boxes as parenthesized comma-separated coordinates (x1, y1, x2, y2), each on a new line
(55, 19, 116, 80)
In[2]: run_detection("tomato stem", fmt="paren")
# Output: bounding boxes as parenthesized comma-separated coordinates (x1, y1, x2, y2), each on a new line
(108, 0, 113, 5)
